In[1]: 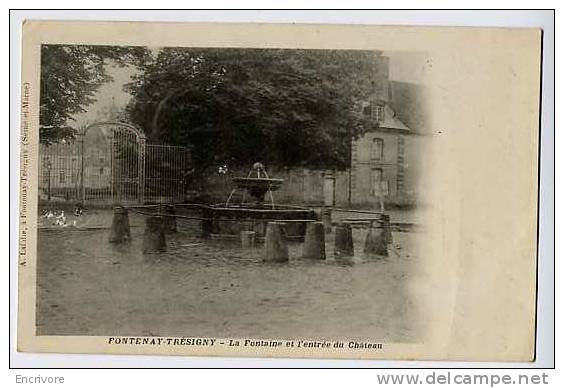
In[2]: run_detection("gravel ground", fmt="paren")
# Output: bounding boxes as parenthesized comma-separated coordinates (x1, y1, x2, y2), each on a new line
(36, 208, 422, 342)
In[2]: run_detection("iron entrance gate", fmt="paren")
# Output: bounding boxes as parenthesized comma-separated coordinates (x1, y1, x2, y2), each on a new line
(80, 122, 146, 204)
(144, 144, 190, 203)
(38, 122, 190, 205)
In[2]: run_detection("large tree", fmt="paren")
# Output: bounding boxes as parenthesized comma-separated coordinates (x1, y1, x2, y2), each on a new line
(40, 44, 149, 144)
(125, 48, 384, 171)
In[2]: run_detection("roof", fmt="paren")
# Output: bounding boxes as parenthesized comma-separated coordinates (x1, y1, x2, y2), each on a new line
(378, 104, 410, 131)
(388, 81, 431, 134)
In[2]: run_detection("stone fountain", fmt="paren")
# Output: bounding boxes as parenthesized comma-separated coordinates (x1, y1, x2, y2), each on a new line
(203, 163, 316, 240)
(227, 162, 282, 207)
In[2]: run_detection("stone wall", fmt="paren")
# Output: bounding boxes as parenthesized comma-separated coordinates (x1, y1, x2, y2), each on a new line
(198, 166, 351, 206)
(196, 130, 426, 208)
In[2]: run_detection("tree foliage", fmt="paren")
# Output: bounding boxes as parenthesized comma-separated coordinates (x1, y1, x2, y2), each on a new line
(125, 48, 384, 171)
(40, 44, 150, 144)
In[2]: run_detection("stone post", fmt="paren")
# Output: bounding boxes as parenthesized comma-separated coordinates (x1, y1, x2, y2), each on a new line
(302, 222, 326, 260)
(322, 208, 333, 234)
(161, 204, 177, 233)
(264, 222, 289, 263)
(241, 231, 256, 249)
(201, 208, 213, 239)
(364, 225, 388, 257)
(143, 216, 167, 253)
(109, 206, 131, 243)
(380, 214, 393, 245)
(334, 223, 354, 258)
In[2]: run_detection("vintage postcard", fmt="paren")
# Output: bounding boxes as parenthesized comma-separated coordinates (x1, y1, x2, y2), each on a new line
(17, 20, 541, 361)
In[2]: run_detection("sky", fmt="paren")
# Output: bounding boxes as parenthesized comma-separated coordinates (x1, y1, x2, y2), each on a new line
(72, 63, 138, 127)
(385, 51, 430, 85)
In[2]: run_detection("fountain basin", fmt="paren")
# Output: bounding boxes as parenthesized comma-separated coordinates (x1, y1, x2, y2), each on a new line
(203, 203, 317, 241)
(202, 163, 317, 240)
(232, 177, 284, 191)
(231, 177, 283, 205)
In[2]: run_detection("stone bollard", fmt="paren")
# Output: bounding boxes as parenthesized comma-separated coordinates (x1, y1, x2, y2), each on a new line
(241, 230, 256, 249)
(143, 216, 167, 253)
(322, 208, 333, 234)
(264, 222, 289, 263)
(334, 223, 354, 258)
(313, 209, 323, 221)
(161, 204, 177, 233)
(201, 208, 213, 239)
(303, 222, 326, 260)
(364, 225, 388, 257)
(380, 214, 393, 245)
(109, 206, 131, 243)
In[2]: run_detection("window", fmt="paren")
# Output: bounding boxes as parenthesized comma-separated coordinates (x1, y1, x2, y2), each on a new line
(59, 170, 65, 184)
(371, 104, 384, 122)
(363, 102, 384, 122)
(371, 168, 388, 197)
(371, 138, 384, 161)
(371, 168, 382, 197)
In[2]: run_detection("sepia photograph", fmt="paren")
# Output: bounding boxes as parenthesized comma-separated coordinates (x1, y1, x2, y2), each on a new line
(36, 45, 430, 342)
(16, 20, 543, 362)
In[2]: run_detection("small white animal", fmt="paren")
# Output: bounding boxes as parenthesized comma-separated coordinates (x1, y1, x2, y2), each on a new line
(53, 210, 67, 227)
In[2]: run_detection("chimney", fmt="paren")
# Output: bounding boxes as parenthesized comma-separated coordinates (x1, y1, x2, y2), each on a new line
(373, 56, 390, 103)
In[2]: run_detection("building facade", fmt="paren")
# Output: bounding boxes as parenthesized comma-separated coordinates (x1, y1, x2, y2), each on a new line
(350, 107, 410, 206)
(349, 59, 428, 207)
(39, 126, 113, 200)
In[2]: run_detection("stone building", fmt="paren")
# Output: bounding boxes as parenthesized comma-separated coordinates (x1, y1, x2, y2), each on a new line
(38, 99, 121, 200)
(39, 125, 112, 200)
(350, 104, 410, 206)
(349, 65, 429, 207)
